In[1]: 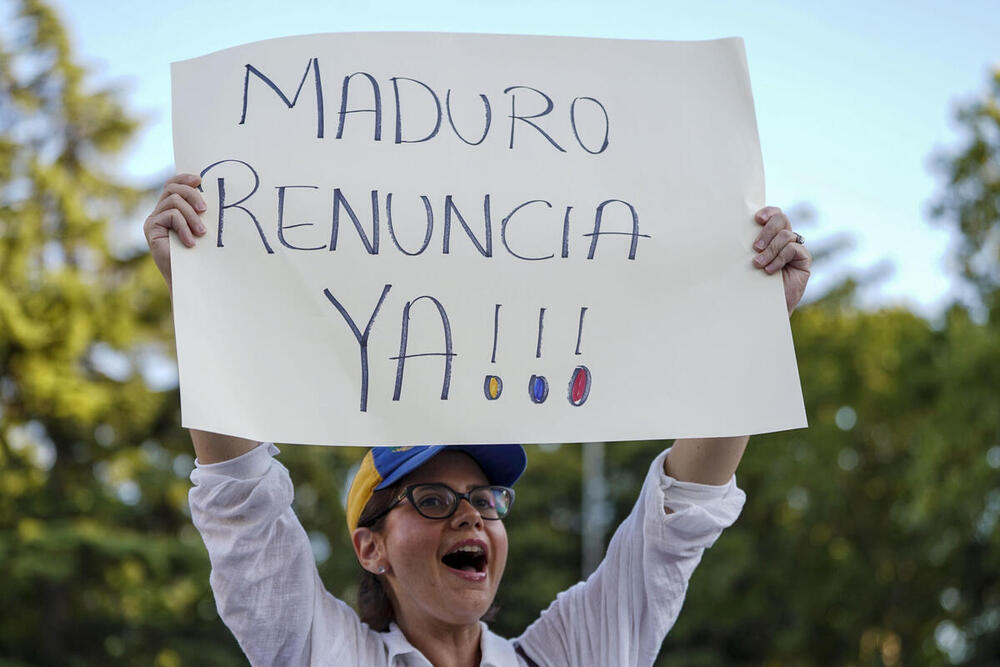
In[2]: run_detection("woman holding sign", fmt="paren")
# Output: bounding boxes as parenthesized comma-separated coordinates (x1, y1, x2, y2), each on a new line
(145, 174, 811, 666)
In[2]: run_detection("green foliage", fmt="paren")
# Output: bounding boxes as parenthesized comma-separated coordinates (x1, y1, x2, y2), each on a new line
(652, 71, 1000, 662)
(931, 66, 1000, 315)
(495, 443, 585, 634)
(0, 1, 241, 663)
(657, 302, 1000, 665)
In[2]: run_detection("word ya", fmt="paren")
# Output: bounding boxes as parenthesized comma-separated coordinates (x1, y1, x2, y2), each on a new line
(325, 285, 592, 412)
(200, 159, 650, 261)
(239, 58, 610, 154)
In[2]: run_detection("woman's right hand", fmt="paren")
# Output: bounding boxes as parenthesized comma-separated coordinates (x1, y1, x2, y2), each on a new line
(143, 173, 208, 289)
(144, 177, 260, 461)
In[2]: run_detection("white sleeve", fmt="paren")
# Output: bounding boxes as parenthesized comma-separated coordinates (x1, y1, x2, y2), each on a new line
(514, 448, 746, 667)
(189, 443, 386, 667)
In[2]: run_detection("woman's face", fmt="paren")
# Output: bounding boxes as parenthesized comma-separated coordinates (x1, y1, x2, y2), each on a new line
(379, 451, 509, 630)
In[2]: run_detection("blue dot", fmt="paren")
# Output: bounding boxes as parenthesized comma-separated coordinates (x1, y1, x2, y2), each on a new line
(528, 375, 549, 403)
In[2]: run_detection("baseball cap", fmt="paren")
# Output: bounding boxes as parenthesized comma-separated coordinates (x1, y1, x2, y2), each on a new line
(346, 444, 527, 532)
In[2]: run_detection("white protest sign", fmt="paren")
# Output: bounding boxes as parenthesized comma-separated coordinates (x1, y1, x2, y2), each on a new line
(170, 32, 806, 446)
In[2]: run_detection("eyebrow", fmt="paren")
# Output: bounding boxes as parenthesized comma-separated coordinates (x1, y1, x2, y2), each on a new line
(409, 481, 489, 492)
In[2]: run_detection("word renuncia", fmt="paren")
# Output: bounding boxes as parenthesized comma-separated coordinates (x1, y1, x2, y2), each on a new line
(199, 159, 651, 261)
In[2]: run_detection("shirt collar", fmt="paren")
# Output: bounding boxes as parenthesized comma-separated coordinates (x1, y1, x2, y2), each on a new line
(479, 624, 521, 666)
(383, 623, 429, 665)
(383, 622, 520, 666)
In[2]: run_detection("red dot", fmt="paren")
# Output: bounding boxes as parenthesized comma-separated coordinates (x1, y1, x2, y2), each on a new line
(569, 366, 591, 406)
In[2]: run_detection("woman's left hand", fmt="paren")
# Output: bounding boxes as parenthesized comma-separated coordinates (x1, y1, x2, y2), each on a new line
(752, 206, 812, 314)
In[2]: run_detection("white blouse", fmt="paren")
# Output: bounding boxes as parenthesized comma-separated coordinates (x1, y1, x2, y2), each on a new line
(189, 444, 745, 666)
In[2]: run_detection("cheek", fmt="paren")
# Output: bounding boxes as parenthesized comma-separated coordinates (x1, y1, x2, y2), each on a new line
(384, 521, 440, 572)
(491, 525, 510, 573)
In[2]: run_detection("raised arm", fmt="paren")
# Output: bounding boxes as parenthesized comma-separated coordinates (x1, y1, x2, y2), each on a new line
(667, 206, 811, 485)
(665, 436, 750, 485)
(147, 179, 386, 661)
(188, 430, 258, 464)
(143, 173, 258, 464)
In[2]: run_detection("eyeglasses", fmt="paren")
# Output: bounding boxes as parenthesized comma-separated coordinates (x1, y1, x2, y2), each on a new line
(365, 483, 515, 525)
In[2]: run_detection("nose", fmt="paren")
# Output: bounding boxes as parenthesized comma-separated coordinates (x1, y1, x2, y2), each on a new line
(450, 497, 484, 529)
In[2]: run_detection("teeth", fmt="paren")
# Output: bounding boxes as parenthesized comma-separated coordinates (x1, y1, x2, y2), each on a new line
(451, 544, 484, 555)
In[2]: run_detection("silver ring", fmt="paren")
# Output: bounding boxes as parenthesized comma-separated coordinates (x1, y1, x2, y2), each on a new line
(377, 566, 385, 574)
(793, 232, 804, 245)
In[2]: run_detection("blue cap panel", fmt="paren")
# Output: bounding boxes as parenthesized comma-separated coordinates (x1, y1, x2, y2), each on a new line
(371, 444, 526, 490)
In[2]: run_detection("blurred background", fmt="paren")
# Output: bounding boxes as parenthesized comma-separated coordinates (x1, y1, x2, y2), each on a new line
(0, 0, 997, 664)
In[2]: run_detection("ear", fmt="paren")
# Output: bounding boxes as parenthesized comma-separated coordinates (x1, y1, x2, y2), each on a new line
(352, 526, 386, 574)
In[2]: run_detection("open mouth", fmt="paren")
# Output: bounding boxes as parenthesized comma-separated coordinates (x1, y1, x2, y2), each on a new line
(441, 541, 488, 574)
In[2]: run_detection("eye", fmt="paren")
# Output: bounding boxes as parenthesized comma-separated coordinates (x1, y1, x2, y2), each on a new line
(413, 488, 450, 509)
(472, 495, 495, 510)
(490, 489, 512, 514)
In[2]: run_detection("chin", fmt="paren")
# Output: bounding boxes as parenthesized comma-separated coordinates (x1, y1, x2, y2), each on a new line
(445, 600, 496, 628)
(442, 584, 499, 624)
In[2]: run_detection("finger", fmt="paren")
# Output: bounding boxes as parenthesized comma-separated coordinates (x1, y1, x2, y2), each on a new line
(145, 208, 195, 247)
(146, 209, 196, 247)
(165, 172, 201, 188)
(151, 192, 205, 237)
(764, 241, 798, 274)
(157, 173, 202, 204)
(753, 228, 797, 269)
(786, 243, 813, 272)
(754, 206, 782, 224)
(752, 208, 790, 251)
(162, 182, 208, 214)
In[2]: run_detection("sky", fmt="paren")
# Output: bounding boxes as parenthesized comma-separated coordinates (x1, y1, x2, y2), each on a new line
(49, 0, 999, 317)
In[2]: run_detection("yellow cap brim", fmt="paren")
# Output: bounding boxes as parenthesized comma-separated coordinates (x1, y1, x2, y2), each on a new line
(346, 450, 382, 533)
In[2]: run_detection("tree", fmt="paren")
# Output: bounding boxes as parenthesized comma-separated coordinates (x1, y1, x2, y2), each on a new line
(931, 67, 1000, 320)
(649, 68, 1000, 665)
(653, 301, 999, 666)
(0, 1, 243, 663)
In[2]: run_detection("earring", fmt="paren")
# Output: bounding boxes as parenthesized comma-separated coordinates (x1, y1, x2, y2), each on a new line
(377, 566, 386, 574)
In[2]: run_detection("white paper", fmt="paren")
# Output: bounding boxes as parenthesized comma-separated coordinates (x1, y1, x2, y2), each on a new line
(170, 32, 806, 446)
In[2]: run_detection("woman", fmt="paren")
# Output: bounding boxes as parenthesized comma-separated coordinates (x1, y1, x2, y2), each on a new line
(145, 174, 811, 666)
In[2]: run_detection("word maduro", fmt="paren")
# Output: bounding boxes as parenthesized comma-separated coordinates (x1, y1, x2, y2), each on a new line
(239, 58, 611, 154)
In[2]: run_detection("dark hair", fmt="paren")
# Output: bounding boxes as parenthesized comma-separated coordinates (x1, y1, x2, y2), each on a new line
(355, 486, 399, 632)
(355, 484, 501, 631)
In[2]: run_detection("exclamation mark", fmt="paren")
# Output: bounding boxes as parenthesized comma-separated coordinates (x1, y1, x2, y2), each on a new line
(483, 304, 503, 400)
(568, 306, 592, 406)
(529, 307, 549, 403)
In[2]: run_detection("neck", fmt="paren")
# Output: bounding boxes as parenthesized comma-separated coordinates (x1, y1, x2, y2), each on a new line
(395, 616, 482, 667)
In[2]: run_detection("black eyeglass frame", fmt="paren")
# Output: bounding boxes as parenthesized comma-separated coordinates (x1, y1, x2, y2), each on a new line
(362, 483, 516, 526)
